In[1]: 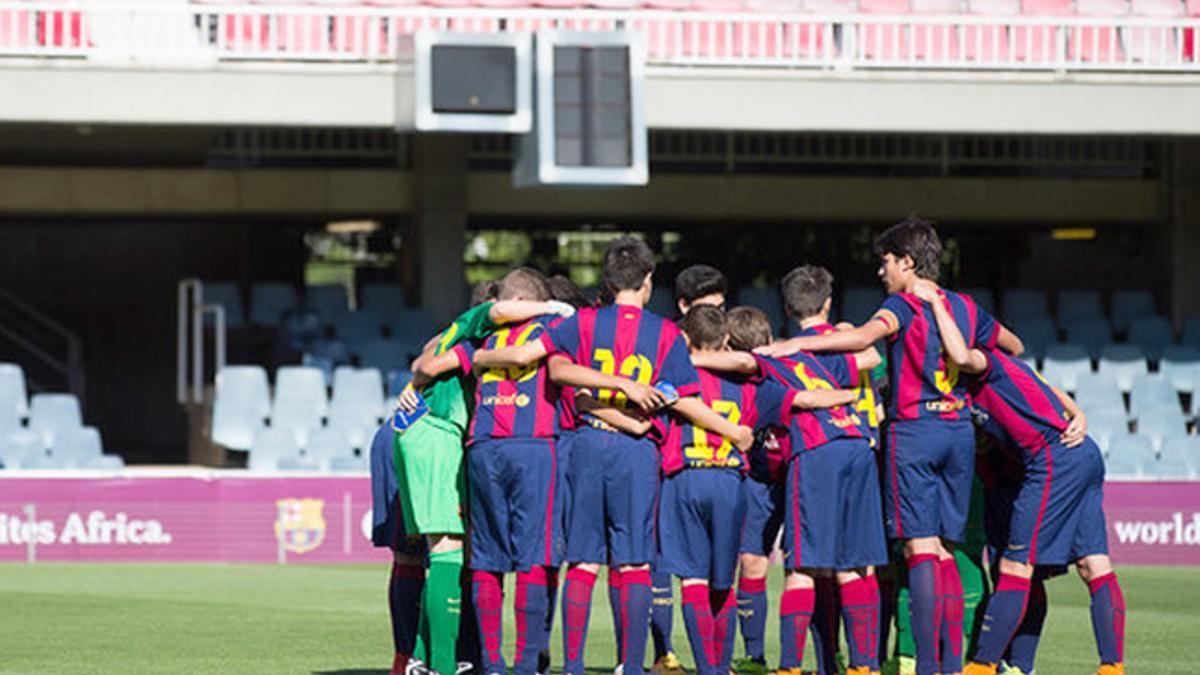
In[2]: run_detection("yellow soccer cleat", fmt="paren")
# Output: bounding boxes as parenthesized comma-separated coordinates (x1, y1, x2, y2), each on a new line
(998, 663, 1029, 675)
(963, 663, 999, 675)
(651, 651, 686, 675)
(1094, 665, 1125, 675)
(845, 667, 881, 675)
(897, 655, 916, 675)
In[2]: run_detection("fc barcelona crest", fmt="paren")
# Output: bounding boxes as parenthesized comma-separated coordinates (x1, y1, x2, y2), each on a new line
(274, 499, 327, 554)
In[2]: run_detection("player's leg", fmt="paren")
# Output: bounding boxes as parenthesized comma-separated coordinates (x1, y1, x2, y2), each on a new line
(810, 572, 842, 675)
(836, 442, 889, 675)
(836, 568, 881, 675)
(607, 567, 625, 669)
(937, 423, 978, 675)
(735, 478, 783, 673)
(607, 437, 661, 675)
(959, 476, 990, 659)
(390, 550, 426, 675)
(963, 558, 1034, 674)
(1004, 573, 1049, 675)
(779, 570, 818, 671)
(708, 470, 747, 675)
(680, 578, 718, 675)
(658, 470, 711, 675)
(509, 439, 561, 675)
(561, 429, 611, 675)
(650, 567, 681, 674)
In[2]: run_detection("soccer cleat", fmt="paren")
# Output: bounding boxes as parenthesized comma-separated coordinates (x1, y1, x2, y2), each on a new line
(1094, 665, 1124, 675)
(651, 651, 686, 675)
(998, 663, 1030, 675)
(772, 669, 805, 675)
(734, 656, 768, 675)
(403, 658, 427, 675)
(963, 663, 999, 675)
(455, 662, 474, 675)
(895, 656, 916, 675)
(614, 663, 624, 675)
(846, 667, 881, 675)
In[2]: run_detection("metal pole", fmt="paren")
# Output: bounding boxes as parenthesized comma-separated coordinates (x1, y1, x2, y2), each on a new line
(192, 284, 205, 404)
(23, 503, 36, 565)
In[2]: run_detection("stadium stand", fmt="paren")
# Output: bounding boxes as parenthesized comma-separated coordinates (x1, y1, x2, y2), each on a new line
(1042, 343, 1091, 390)
(1129, 315, 1175, 360)
(334, 309, 388, 352)
(270, 366, 328, 446)
(203, 282, 246, 329)
(736, 285, 786, 334)
(1074, 371, 1126, 418)
(357, 338, 417, 373)
(306, 284, 352, 327)
(389, 308, 438, 343)
(1129, 373, 1177, 418)
(81, 454, 126, 470)
(1065, 316, 1113, 359)
(0, 430, 43, 470)
(248, 427, 302, 471)
(648, 285, 675, 317)
(1184, 316, 1200, 347)
(962, 286, 996, 314)
(302, 427, 356, 471)
(1008, 315, 1057, 362)
(0, 363, 28, 430)
(1087, 409, 1130, 451)
(1136, 407, 1190, 451)
(249, 282, 299, 328)
(1110, 288, 1157, 333)
(330, 454, 370, 472)
(50, 426, 103, 466)
(1160, 345, 1200, 391)
(361, 282, 407, 314)
(278, 309, 324, 354)
(841, 285, 885, 326)
(1001, 288, 1050, 321)
(1098, 343, 1149, 392)
(1107, 433, 1156, 477)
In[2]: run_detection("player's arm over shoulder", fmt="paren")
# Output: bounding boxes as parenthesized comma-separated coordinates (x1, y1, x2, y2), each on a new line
(760, 310, 897, 356)
(690, 349, 758, 374)
(472, 340, 548, 371)
(577, 391, 653, 436)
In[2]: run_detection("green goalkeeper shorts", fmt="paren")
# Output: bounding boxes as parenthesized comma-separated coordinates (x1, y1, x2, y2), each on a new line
(394, 414, 466, 537)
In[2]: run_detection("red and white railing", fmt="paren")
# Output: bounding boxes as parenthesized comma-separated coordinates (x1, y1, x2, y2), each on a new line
(0, 1, 1196, 71)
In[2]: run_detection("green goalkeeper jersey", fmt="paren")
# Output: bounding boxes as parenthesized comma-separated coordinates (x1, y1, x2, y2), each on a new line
(421, 301, 497, 433)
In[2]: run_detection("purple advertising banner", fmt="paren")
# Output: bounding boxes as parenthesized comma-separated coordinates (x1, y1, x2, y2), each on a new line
(0, 472, 390, 564)
(0, 473, 1197, 564)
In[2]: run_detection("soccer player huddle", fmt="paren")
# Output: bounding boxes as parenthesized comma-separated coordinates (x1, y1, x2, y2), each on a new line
(370, 220, 1127, 675)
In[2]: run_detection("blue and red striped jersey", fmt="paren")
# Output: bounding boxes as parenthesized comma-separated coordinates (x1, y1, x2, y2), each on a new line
(756, 352, 867, 454)
(455, 316, 560, 443)
(657, 368, 796, 476)
(543, 303, 701, 434)
(968, 349, 1072, 456)
(878, 290, 999, 422)
(796, 322, 883, 436)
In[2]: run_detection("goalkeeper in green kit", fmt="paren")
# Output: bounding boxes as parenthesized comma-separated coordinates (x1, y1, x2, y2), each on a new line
(394, 276, 576, 675)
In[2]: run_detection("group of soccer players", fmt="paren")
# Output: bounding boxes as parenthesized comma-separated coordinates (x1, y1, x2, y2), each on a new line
(369, 219, 1127, 675)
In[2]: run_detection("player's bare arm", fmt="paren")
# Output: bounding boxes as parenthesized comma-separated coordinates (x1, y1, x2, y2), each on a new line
(689, 349, 758, 374)
(792, 388, 860, 410)
(473, 341, 548, 370)
(671, 397, 754, 452)
(914, 280, 988, 374)
(576, 390, 653, 436)
(1050, 384, 1088, 447)
(994, 324, 1025, 357)
(488, 299, 575, 325)
(410, 350, 466, 389)
(546, 356, 666, 412)
(757, 311, 898, 356)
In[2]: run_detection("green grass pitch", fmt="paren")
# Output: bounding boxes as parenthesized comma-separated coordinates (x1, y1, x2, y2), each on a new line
(0, 564, 1192, 674)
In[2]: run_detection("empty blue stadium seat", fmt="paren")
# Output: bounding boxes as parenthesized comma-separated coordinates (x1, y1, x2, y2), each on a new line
(329, 455, 369, 473)
(1073, 372, 1126, 419)
(0, 362, 28, 423)
(81, 454, 125, 470)
(1110, 289, 1156, 333)
(248, 428, 301, 472)
(1002, 288, 1050, 322)
(386, 370, 414, 399)
(278, 309, 324, 353)
(303, 428, 354, 470)
(1148, 457, 1197, 479)
(204, 282, 245, 330)
(334, 310, 386, 351)
(1128, 315, 1175, 361)
(361, 283, 407, 314)
(1129, 374, 1178, 418)
(390, 309, 438, 343)
(276, 456, 321, 472)
(961, 287, 995, 315)
(1183, 317, 1200, 348)
(358, 339, 417, 374)
(737, 286, 786, 335)
(51, 426, 103, 465)
(1086, 410, 1129, 452)
(1159, 434, 1200, 463)
(211, 366, 271, 451)
(1064, 317, 1113, 359)
(21, 453, 66, 470)
(1106, 433, 1156, 477)
(1160, 346, 1200, 392)
(0, 430, 43, 469)
(249, 282, 299, 327)
(329, 368, 385, 446)
(1041, 344, 1092, 391)
(1136, 408, 1189, 452)
(306, 284, 351, 326)
(1008, 316, 1058, 361)
(1097, 344, 1148, 393)
(270, 366, 329, 446)
(1056, 289, 1104, 329)
(29, 393, 82, 447)
(647, 285, 675, 318)
(840, 286, 885, 326)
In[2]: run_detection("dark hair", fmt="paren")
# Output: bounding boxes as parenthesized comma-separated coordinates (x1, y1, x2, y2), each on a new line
(679, 305, 727, 351)
(872, 218, 942, 281)
(727, 306, 773, 351)
(470, 280, 500, 306)
(602, 236, 655, 293)
(781, 265, 833, 320)
(498, 267, 550, 302)
(674, 264, 727, 306)
(547, 274, 591, 309)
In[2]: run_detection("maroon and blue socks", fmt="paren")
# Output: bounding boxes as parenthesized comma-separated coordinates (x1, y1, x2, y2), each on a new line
(1006, 577, 1046, 672)
(562, 567, 598, 675)
(620, 569, 654, 675)
(514, 567, 554, 675)
(737, 575, 769, 661)
(779, 587, 816, 669)
(810, 576, 841, 674)
(472, 570, 506, 674)
(681, 583, 717, 675)
(972, 573, 1031, 665)
(651, 568, 676, 661)
(1088, 572, 1126, 666)
(389, 562, 424, 669)
(711, 587, 737, 674)
(608, 568, 624, 663)
(841, 576, 882, 671)
(938, 557, 966, 673)
(907, 553, 943, 675)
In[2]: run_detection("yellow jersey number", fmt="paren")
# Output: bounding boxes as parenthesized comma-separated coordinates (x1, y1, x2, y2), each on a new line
(685, 400, 742, 465)
(593, 348, 654, 409)
(480, 323, 543, 384)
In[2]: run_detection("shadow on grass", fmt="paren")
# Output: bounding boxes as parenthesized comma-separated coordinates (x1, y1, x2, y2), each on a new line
(313, 670, 390, 675)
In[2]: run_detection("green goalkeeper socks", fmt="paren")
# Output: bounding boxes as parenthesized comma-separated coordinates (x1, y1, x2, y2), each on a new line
(423, 548, 464, 675)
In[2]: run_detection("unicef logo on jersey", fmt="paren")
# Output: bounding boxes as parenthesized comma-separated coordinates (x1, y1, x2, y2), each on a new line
(482, 393, 532, 407)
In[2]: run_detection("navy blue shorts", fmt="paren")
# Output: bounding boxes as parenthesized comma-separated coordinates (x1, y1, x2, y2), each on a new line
(784, 438, 888, 571)
(369, 423, 426, 556)
(657, 468, 745, 588)
(739, 477, 785, 557)
(563, 427, 659, 566)
(883, 418, 976, 542)
(467, 437, 562, 572)
(1005, 437, 1109, 566)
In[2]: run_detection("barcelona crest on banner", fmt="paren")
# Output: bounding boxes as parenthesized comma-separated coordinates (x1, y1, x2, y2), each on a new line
(274, 499, 326, 554)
